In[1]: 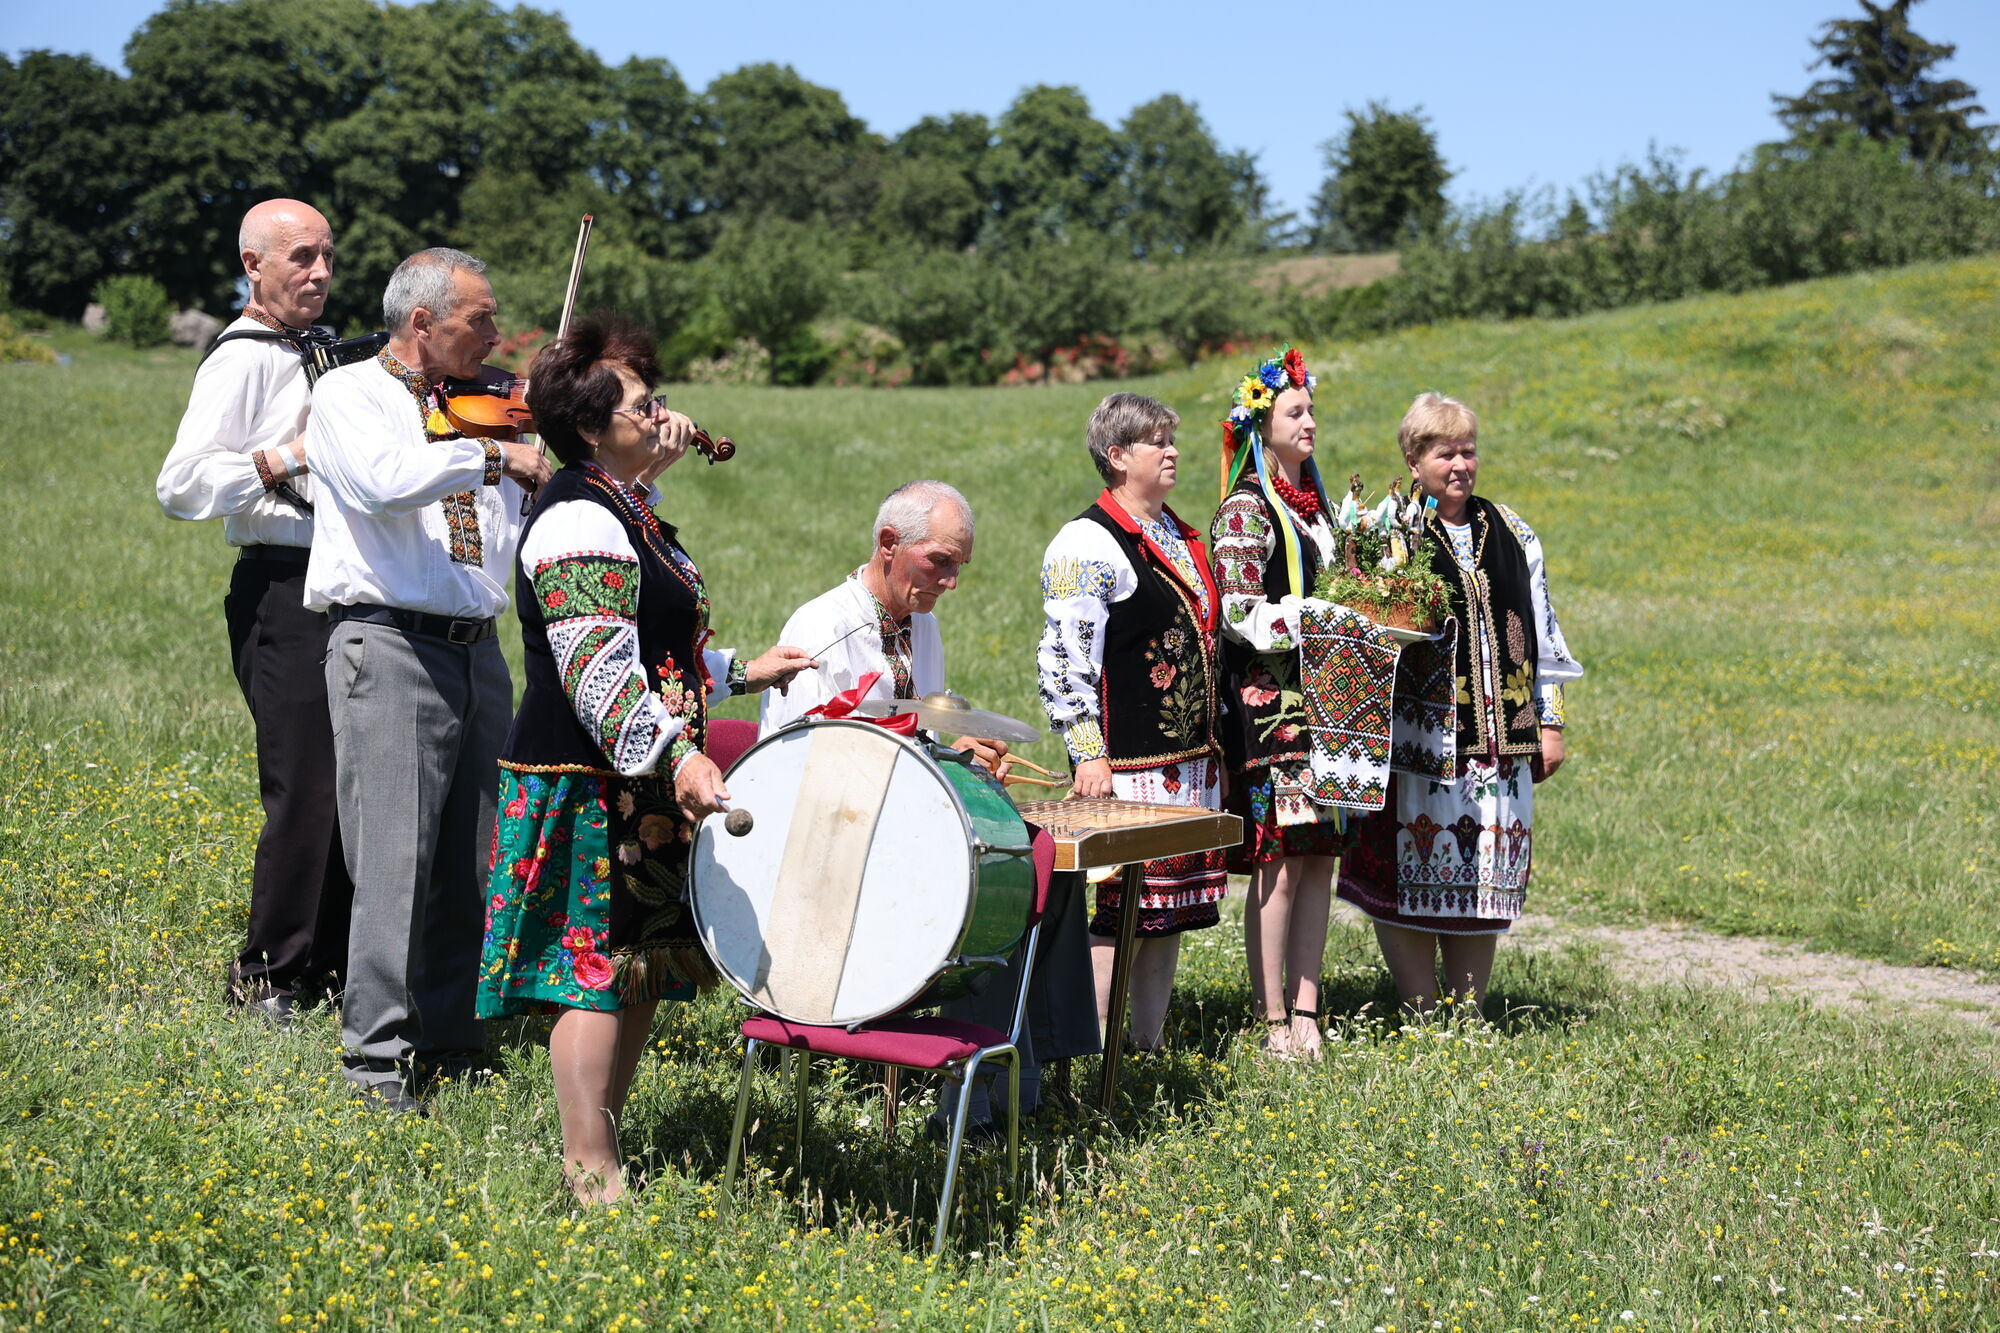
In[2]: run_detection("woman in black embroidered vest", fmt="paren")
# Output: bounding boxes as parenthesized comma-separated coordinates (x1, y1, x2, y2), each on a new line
(475, 316, 814, 1206)
(1209, 346, 1348, 1060)
(1037, 393, 1226, 1050)
(1336, 392, 1583, 1014)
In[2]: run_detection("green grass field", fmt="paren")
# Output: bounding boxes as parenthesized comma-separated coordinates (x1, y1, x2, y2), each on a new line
(0, 258, 1995, 1329)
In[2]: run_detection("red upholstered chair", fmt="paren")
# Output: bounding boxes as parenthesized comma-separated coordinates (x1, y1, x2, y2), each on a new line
(721, 825, 1058, 1256)
(704, 716, 761, 773)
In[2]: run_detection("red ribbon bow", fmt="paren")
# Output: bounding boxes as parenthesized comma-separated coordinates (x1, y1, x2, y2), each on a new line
(804, 670, 919, 735)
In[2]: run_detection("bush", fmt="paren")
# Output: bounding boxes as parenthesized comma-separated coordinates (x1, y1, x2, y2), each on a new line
(1274, 275, 1391, 343)
(1386, 141, 2000, 330)
(863, 248, 1019, 386)
(709, 220, 839, 385)
(0, 312, 56, 365)
(768, 328, 832, 388)
(1002, 236, 1133, 380)
(93, 274, 172, 346)
(1137, 259, 1263, 365)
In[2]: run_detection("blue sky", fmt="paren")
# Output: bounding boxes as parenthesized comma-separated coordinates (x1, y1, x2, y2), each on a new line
(12, 0, 1998, 224)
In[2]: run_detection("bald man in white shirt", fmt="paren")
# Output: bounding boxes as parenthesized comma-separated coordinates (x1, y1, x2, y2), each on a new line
(306, 247, 551, 1112)
(157, 198, 352, 1025)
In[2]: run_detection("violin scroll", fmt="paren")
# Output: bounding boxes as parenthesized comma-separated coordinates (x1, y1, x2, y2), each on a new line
(692, 428, 735, 464)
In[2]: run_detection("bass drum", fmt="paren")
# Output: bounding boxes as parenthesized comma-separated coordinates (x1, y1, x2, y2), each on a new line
(689, 718, 1033, 1026)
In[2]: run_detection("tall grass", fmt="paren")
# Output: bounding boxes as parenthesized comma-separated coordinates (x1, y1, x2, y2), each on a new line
(0, 258, 1995, 1328)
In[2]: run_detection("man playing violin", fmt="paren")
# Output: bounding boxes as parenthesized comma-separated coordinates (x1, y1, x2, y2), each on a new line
(304, 247, 552, 1113)
(156, 198, 353, 1025)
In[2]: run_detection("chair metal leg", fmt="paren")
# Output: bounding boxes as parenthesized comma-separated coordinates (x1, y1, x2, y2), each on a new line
(723, 1038, 760, 1200)
(931, 1052, 987, 1258)
(793, 1048, 811, 1174)
(1004, 1048, 1021, 1201)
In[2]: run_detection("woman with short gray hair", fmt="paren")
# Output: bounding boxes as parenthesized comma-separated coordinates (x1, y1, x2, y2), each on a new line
(1036, 392, 1228, 1050)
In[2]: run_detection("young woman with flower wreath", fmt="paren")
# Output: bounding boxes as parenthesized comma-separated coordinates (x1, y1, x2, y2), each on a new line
(1209, 346, 1348, 1060)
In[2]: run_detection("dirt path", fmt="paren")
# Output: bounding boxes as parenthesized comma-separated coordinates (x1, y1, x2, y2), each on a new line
(1504, 913, 2000, 1031)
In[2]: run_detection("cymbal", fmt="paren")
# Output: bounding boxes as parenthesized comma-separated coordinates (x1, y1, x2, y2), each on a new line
(851, 691, 1047, 745)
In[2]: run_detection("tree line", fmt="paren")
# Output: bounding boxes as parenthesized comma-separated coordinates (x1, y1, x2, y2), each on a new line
(0, 0, 1271, 324)
(2, 0, 1995, 385)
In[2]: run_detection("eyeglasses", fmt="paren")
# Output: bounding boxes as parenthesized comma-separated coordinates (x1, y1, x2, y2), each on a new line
(612, 395, 668, 422)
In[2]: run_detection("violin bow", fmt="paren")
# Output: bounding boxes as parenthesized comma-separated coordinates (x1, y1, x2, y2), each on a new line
(557, 213, 594, 338)
(520, 213, 595, 515)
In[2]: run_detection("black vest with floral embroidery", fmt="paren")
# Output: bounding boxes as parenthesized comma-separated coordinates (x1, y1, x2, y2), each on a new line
(500, 463, 711, 773)
(1077, 502, 1220, 772)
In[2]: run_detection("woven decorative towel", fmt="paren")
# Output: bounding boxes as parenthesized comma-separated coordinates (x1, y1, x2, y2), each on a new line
(1300, 606, 1459, 809)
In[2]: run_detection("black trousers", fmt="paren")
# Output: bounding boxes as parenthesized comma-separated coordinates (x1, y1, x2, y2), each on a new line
(222, 551, 354, 1000)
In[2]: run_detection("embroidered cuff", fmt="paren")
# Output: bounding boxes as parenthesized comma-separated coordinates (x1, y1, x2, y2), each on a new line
(1062, 718, 1107, 764)
(252, 447, 283, 493)
(667, 734, 699, 774)
(482, 441, 504, 487)
(1537, 683, 1567, 728)
(727, 657, 749, 695)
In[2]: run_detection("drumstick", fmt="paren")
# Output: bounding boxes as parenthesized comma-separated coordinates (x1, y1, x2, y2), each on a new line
(1000, 772, 1068, 789)
(808, 621, 872, 661)
(715, 799, 754, 836)
(1005, 755, 1067, 779)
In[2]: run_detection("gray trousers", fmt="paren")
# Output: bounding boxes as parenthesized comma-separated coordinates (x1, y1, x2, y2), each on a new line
(936, 868, 1101, 1127)
(326, 620, 509, 1090)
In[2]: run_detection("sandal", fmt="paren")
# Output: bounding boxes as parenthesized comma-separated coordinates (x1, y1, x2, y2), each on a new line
(1289, 1007, 1324, 1063)
(1259, 1015, 1295, 1062)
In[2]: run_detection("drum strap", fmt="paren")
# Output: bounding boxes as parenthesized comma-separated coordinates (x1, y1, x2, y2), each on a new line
(754, 726, 901, 1015)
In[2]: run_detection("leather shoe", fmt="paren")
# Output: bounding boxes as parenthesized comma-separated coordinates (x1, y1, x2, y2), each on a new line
(237, 992, 299, 1030)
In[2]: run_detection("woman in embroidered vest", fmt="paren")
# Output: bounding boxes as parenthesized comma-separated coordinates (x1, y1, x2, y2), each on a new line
(476, 316, 814, 1205)
(1036, 392, 1226, 1050)
(1336, 392, 1583, 1013)
(1209, 346, 1347, 1061)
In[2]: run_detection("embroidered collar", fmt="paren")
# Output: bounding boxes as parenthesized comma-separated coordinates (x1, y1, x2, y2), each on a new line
(377, 348, 433, 403)
(242, 305, 313, 338)
(377, 349, 460, 441)
(849, 567, 915, 699)
(1094, 490, 1221, 634)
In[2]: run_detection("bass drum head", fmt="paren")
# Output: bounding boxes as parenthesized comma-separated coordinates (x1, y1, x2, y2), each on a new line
(689, 720, 976, 1026)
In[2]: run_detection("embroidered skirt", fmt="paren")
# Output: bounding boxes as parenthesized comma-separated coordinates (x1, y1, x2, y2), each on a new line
(1089, 758, 1228, 937)
(1226, 756, 1350, 870)
(1336, 756, 1534, 935)
(476, 768, 713, 1018)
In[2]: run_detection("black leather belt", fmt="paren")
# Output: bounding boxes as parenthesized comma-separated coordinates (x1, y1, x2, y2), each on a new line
(237, 544, 311, 568)
(329, 602, 497, 644)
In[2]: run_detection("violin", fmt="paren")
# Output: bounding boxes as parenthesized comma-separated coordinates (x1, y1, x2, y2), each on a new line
(440, 373, 737, 463)
(440, 372, 532, 439)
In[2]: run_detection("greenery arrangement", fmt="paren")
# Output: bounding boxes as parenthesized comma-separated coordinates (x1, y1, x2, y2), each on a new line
(1313, 484, 1454, 630)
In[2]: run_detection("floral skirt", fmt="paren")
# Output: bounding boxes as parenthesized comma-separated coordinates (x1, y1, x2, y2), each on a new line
(1088, 758, 1227, 938)
(1226, 757, 1351, 871)
(476, 768, 711, 1018)
(1336, 756, 1534, 936)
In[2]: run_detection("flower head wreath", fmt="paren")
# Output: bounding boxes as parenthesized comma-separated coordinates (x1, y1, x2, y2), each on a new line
(1219, 344, 1325, 598)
